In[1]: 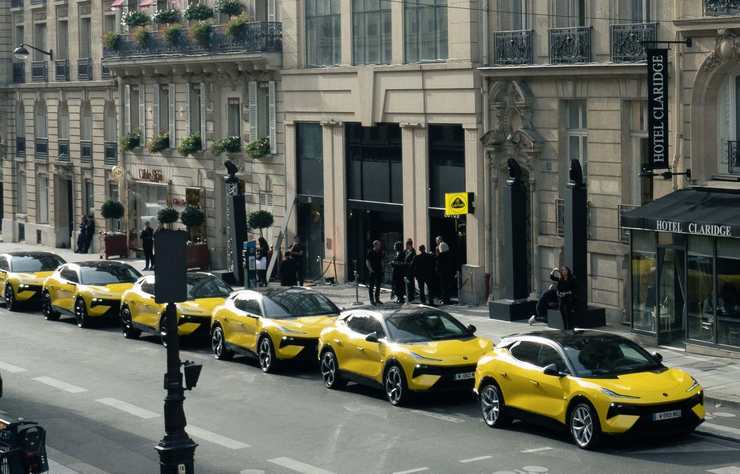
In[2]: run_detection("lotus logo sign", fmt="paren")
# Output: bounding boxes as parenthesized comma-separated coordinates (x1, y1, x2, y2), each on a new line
(444, 192, 473, 217)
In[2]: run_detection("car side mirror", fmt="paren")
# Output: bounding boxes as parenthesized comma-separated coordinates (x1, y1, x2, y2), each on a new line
(652, 351, 663, 363)
(543, 363, 563, 377)
(365, 332, 379, 343)
(467, 324, 477, 334)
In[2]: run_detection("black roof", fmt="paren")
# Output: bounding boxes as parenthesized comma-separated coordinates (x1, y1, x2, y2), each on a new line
(344, 304, 447, 320)
(252, 287, 319, 299)
(4, 251, 60, 258)
(508, 329, 628, 345)
(75, 261, 135, 269)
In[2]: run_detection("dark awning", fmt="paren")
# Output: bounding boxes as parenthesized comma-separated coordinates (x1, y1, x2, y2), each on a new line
(621, 187, 740, 239)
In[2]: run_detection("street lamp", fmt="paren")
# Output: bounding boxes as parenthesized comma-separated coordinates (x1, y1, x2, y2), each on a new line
(13, 43, 53, 61)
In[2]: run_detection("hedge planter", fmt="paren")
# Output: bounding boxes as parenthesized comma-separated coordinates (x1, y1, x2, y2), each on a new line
(216, 0, 242, 17)
(158, 207, 179, 228)
(212, 136, 241, 155)
(184, 4, 214, 22)
(190, 21, 213, 48)
(103, 233, 128, 260)
(153, 8, 180, 25)
(147, 132, 170, 153)
(103, 32, 121, 51)
(225, 14, 250, 40)
(177, 133, 202, 156)
(246, 137, 270, 159)
(120, 131, 142, 152)
(163, 24, 186, 46)
(124, 10, 150, 28)
(132, 27, 152, 48)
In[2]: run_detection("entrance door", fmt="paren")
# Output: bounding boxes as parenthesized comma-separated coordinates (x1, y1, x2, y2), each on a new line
(657, 247, 686, 346)
(347, 206, 403, 284)
(297, 199, 324, 280)
(54, 177, 74, 248)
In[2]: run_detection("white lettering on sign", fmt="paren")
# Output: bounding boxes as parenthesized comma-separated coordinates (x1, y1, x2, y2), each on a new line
(656, 220, 732, 237)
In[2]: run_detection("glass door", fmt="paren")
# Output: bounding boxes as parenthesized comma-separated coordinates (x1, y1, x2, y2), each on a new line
(657, 247, 687, 346)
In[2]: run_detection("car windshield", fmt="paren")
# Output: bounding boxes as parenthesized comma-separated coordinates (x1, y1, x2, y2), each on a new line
(562, 336, 661, 377)
(10, 255, 65, 273)
(79, 264, 141, 285)
(385, 311, 472, 343)
(262, 291, 339, 319)
(186, 275, 232, 300)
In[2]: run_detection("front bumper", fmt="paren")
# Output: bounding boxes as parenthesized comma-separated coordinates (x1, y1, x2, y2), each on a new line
(15, 284, 43, 301)
(277, 336, 319, 361)
(410, 364, 478, 392)
(88, 299, 121, 317)
(603, 392, 704, 435)
(177, 316, 211, 337)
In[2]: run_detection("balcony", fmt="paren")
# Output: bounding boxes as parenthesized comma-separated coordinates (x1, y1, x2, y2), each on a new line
(493, 30, 534, 65)
(705, 0, 740, 16)
(55, 59, 70, 81)
(80, 140, 92, 162)
(104, 142, 117, 165)
(35, 138, 48, 160)
(58, 139, 69, 161)
(30, 0, 45, 5)
(16, 137, 25, 158)
(610, 22, 657, 63)
(549, 26, 592, 65)
(101, 65, 111, 79)
(32, 61, 48, 82)
(13, 62, 25, 84)
(10, 0, 22, 8)
(78, 58, 92, 81)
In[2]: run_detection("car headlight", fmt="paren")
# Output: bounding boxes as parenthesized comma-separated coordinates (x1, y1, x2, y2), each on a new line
(601, 388, 640, 399)
(687, 376, 701, 392)
(411, 352, 443, 362)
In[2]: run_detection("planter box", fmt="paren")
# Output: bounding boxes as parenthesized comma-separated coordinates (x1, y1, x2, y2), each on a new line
(186, 243, 209, 270)
(104, 233, 128, 259)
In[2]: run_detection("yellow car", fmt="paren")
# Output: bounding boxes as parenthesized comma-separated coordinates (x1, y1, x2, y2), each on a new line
(0, 252, 65, 311)
(120, 272, 233, 343)
(42, 261, 141, 328)
(475, 330, 704, 449)
(210, 287, 341, 373)
(318, 305, 493, 406)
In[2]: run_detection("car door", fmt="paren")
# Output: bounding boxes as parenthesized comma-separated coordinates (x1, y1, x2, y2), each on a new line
(0, 257, 10, 295)
(353, 316, 386, 382)
(341, 314, 372, 377)
(136, 279, 161, 330)
(239, 298, 262, 352)
(55, 266, 79, 312)
(505, 340, 545, 411)
(528, 343, 570, 421)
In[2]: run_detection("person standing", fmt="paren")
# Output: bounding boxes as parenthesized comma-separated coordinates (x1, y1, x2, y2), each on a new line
(280, 252, 298, 286)
(403, 239, 417, 302)
(436, 242, 454, 305)
(411, 245, 435, 306)
(366, 240, 384, 306)
(556, 266, 576, 329)
(76, 215, 89, 253)
(289, 236, 305, 286)
(390, 241, 406, 304)
(140, 221, 155, 270)
(255, 248, 268, 287)
(83, 215, 96, 253)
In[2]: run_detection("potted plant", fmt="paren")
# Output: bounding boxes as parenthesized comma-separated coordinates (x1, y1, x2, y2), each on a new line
(147, 131, 170, 153)
(181, 206, 205, 239)
(132, 27, 152, 48)
(163, 23, 186, 46)
(120, 130, 141, 152)
(224, 13, 250, 40)
(248, 210, 274, 236)
(157, 207, 179, 229)
(212, 136, 241, 155)
(103, 32, 121, 51)
(216, 0, 242, 17)
(177, 133, 202, 156)
(246, 137, 270, 158)
(124, 10, 151, 28)
(190, 21, 213, 48)
(101, 200, 127, 259)
(184, 3, 214, 22)
(152, 7, 181, 25)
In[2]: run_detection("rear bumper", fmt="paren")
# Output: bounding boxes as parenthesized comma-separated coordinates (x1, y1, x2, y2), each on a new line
(603, 392, 705, 435)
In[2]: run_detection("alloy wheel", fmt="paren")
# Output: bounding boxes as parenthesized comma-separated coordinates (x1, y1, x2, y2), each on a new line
(4, 285, 15, 311)
(42, 292, 59, 321)
(75, 300, 88, 328)
(480, 384, 501, 426)
(258, 337, 273, 372)
(120, 307, 139, 339)
(320, 352, 337, 387)
(571, 404, 595, 448)
(385, 366, 404, 405)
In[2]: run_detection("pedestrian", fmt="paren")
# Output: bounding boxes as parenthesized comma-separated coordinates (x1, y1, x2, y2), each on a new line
(256, 248, 268, 287)
(289, 236, 305, 286)
(366, 240, 384, 306)
(529, 268, 561, 325)
(555, 266, 577, 329)
(83, 215, 96, 253)
(403, 239, 417, 302)
(280, 252, 298, 287)
(410, 244, 435, 305)
(140, 221, 155, 270)
(75, 215, 89, 253)
(434, 236, 444, 255)
(436, 242, 455, 305)
(390, 241, 406, 304)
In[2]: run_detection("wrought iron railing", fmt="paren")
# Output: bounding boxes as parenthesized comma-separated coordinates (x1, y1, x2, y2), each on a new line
(610, 22, 657, 63)
(493, 29, 534, 65)
(16, 137, 25, 158)
(103, 22, 282, 60)
(101, 65, 111, 79)
(705, 0, 740, 15)
(11, 0, 22, 7)
(31, 61, 48, 82)
(30, 0, 45, 5)
(728, 140, 740, 175)
(78, 58, 92, 80)
(618, 204, 639, 243)
(80, 140, 92, 162)
(549, 26, 592, 64)
(35, 138, 48, 160)
(55, 59, 69, 81)
(58, 139, 69, 161)
(104, 142, 117, 165)
(13, 62, 25, 83)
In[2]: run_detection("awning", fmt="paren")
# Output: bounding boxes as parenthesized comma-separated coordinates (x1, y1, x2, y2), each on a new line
(622, 187, 740, 239)
(110, 0, 123, 9)
(137, 0, 152, 8)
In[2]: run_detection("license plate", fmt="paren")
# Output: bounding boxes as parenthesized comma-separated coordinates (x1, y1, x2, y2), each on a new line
(653, 409, 682, 421)
(454, 372, 475, 381)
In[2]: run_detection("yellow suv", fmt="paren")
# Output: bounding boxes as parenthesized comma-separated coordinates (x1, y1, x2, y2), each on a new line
(42, 261, 141, 328)
(120, 272, 233, 343)
(0, 252, 65, 311)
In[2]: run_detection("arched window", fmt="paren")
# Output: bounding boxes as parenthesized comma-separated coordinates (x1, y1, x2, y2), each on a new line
(58, 101, 70, 160)
(15, 102, 25, 158)
(104, 101, 116, 143)
(34, 100, 48, 159)
(80, 101, 92, 162)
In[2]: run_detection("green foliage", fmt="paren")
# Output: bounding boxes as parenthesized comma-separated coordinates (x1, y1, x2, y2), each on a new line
(120, 130, 141, 152)
(158, 207, 180, 225)
(245, 137, 270, 158)
(103, 32, 121, 51)
(125, 10, 150, 28)
(189, 21, 212, 48)
(184, 3, 214, 21)
(147, 132, 170, 153)
(163, 23, 186, 46)
(224, 13, 251, 40)
(101, 200, 125, 220)
(216, 0, 242, 17)
(180, 206, 205, 228)
(152, 7, 180, 25)
(177, 133, 202, 156)
(248, 210, 274, 231)
(132, 27, 152, 48)
(212, 136, 241, 155)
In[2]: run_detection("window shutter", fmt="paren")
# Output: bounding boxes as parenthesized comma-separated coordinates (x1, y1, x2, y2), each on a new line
(140, 85, 148, 142)
(169, 82, 176, 146)
(268, 0, 276, 21)
(200, 81, 207, 150)
(186, 83, 192, 135)
(152, 84, 160, 137)
(124, 85, 131, 134)
(268, 80, 276, 153)
(248, 80, 258, 142)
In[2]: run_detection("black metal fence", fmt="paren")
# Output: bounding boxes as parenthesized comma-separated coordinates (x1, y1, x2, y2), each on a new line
(31, 61, 47, 82)
(493, 29, 534, 65)
(549, 26, 592, 64)
(78, 58, 92, 81)
(705, 0, 740, 15)
(610, 22, 657, 63)
(55, 59, 69, 81)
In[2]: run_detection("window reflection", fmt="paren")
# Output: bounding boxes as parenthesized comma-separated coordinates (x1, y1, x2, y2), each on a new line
(717, 257, 740, 347)
(687, 254, 713, 342)
(631, 252, 656, 333)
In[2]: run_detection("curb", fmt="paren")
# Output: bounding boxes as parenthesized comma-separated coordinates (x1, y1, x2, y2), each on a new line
(696, 426, 740, 444)
(706, 396, 740, 411)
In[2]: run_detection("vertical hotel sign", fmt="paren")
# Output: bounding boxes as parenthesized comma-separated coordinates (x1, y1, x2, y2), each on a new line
(647, 48, 669, 170)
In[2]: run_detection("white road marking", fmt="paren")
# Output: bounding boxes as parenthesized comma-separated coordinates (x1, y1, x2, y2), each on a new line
(707, 467, 740, 474)
(713, 412, 737, 418)
(33, 376, 87, 393)
(48, 459, 80, 474)
(408, 409, 465, 423)
(0, 361, 27, 373)
(459, 455, 492, 463)
(521, 447, 553, 454)
(96, 398, 159, 419)
(392, 468, 430, 474)
(240, 470, 266, 474)
(187, 425, 250, 450)
(702, 422, 740, 437)
(268, 457, 336, 474)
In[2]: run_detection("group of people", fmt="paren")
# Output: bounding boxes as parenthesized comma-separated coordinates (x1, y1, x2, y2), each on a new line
(74, 215, 96, 254)
(529, 266, 577, 329)
(366, 236, 457, 307)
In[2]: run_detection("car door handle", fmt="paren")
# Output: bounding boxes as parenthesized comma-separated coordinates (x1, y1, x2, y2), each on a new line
(529, 379, 539, 386)
(356, 346, 365, 352)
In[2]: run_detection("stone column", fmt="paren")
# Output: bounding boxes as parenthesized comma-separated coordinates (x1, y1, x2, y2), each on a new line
(321, 120, 347, 282)
(340, 0, 352, 66)
(284, 121, 298, 239)
(401, 122, 428, 249)
(464, 125, 485, 268)
(391, 0, 404, 64)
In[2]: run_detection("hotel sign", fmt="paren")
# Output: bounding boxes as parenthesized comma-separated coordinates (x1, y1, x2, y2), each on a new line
(656, 220, 733, 237)
(647, 49, 669, 170)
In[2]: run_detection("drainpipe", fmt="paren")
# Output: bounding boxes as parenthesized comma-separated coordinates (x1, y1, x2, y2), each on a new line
(671, 9, 684, 190)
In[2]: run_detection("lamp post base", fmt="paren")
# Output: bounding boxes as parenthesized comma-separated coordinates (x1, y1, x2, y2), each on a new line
(155, 434, 197, 474)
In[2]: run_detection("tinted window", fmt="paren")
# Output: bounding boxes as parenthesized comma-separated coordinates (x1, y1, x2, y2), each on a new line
(366, 317, 385, 337)
(60, 267, 78, 283)
(140, 280, 155, 295)
(261, 291, 339, 318)
(79, 264, 140, 285)
(385, 310, 471, 343)
(562, 336, 660, 377)
(186, 274, 232, 300)
(0, 258, 9, 271)
(510, 341, 540, 365)
(235, 298, 262, 316)
(347, 314, 370, 334)
(10, 254, 65, 273)
(538, 345, 569, 372)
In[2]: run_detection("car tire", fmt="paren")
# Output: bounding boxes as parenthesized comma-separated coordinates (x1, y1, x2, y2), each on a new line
(211, 325, 233, 361)
(384, 363, 410, 407)
(4, 284, 17, 312)
(320, 349, 346, 390)
(479, 380, 512, 428)
(74, 299, 90, 329)
(257, 335, 277, 373)
(42, 291, 59, 321)
(569, 400, 601, 450)
(120, 306, 141, 340)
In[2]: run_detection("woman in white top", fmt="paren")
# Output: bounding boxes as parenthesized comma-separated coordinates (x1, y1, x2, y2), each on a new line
(256, 249, 268, 287)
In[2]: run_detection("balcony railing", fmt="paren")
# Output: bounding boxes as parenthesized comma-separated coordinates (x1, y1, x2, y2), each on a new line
(610, 22, 657, 63)
(13, 62, 25, 83)
(493, 30, 534, 65)
(728, 141, 740, 175)
(16, 137, 25, 158)
(549, 26, 592, 64)
(705, 0, 740, 15)
(30, 0, 45, 5)
(80, 140, 92, 162)
(35, 138, 48, 160)
(101, 65, 111, 79)
(55, 59, 70, 81)
(10, 0, 22, 8)
(78, 58, 92, 81)
(31, 61, 48, 82)
(104, 22, 282, 61)
(58, 139, 69, 161)
(104, 142, 117, 165)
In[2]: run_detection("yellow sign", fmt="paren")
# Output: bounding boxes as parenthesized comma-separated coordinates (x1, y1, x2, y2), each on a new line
(445, 192, 469, 216)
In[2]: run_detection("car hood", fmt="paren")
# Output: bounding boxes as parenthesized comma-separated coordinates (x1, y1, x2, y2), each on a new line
(271, 315, 338, 337)
(15, 271, 54, 284)
(590, 368, 697, 402)
(400, 337, 492, 365)
(177, 297, 226, 316)
(87, 282, 135, 298)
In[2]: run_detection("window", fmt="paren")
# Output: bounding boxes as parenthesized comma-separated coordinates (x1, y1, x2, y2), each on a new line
(141, 280, 155, 295)
(15, 165, 26, 214)
(567, 101, 588, 179)
(261, 292, 340, 318)
(352, 0, 392, 65)
(79, 16, 91, 59)
(347, 123, 403, 204)
(688, 237, 714, 343)
(385, 311, 470, 343)
(622, 0, 650, 23)
(35, 101, 47, 140)
(108, 182, 119, 202)
(83, 179, 94, 216)
(538, 345, 568, 372)
(60, 267, 79, 283)
(235, 297, 262, 316)
(554, 0, 586, 27)
(189, 84, 202, 136)
(405, 0, 448, 63)
(129, 85, 140, 132)
(631, 230, 656, 333)
(498, 0, 527, 30)
(104, 101, 117, 143)
(227, 98, 240, 137)
(347, 314, 371, 334)
(33, 23, 47, 61)
(81, 102, 93, 142)
(257, 83, 269, 139)
(79, 264, 140, 285)
(306, 0, 341, 67)
(510, 341, 540, 365)
(158, 85, 170, 134)
(716, 240, 740, 348)
(104, 14, 117, 33)
(297, 123, 323, 197)
(57, 19, 68, 59)
(10, 254, 64, 273)
(429, 125, 465, 208)
(16, 102, 25, 144)
(562, 336, 660, 377)
(0, 258, 9, 271)
(14, 24, 24, 51)
(37, 175, 49, 224)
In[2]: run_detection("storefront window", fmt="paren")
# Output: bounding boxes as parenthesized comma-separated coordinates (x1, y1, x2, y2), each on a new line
(346, 123, 402, 204)
(717, 239, 740, 348)
(297, 123, 323, 197)
(631, 231, 656, 333)
(131, 182, 168, 248)
(428, 124, 465, 208)
(687, 237, 714, 343)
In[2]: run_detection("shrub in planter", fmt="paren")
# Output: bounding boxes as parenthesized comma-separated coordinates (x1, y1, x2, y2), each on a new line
(157, 207, 179, 227)
(184, 3, 214, 21)
(152, 7, 180, 25)
(147, 132, 170, 153)
(163, 23, 186, 46)
(216, 0, 242, 17)
(212, 136, 241, 155)
(181, 206, 205, 239)
(190, 21, 212, 48)
(248, 210, 274, 236)
(177, 133, 202, 156)
(120, 130, 141, 152)
(103, 32, 121, 51)
(101, 200, 125, 220)
(124, 10, 150, 28)
(132, 27, 152, 48)
(225, 14, 251, 40)
(246, 137, 270, 158)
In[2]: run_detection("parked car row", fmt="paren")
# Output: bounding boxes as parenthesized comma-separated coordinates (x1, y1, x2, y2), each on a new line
(0, 251, 706, 450)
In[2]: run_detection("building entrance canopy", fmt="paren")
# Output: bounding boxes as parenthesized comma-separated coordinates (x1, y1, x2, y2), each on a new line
(622, 187, 740, 239)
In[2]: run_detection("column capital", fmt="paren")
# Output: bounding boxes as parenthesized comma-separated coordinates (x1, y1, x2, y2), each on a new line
(320, 119, 343, 128)
(399, 122, 426, 129)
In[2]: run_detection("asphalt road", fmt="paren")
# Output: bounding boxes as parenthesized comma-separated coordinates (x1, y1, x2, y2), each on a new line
(1, 305, 740, 474)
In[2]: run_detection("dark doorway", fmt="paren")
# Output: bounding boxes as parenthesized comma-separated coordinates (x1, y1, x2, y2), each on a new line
(347, 205, 403, 284)
(297, 198, 325, 280)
